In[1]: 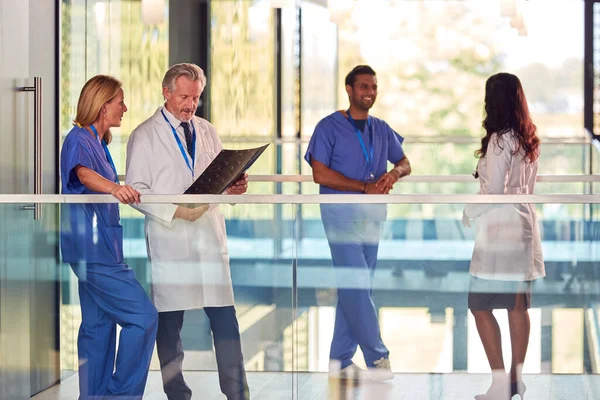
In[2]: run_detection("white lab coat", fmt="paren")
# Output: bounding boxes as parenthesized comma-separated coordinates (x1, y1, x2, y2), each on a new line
(464, 132, 545, 281)
(125, 107, 234, 312)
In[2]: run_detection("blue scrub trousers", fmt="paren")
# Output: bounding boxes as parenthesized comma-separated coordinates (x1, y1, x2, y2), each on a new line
(71, 262, 158, 399)
(323, 220, 389, 369)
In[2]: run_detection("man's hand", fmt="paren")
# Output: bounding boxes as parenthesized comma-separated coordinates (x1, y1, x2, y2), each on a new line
(110, 184, 141, 204)
(376, 170, 401, 194)
(226, 173, 249, 195)
(364, 182, 388, 194)
(174, 204, 210, 222)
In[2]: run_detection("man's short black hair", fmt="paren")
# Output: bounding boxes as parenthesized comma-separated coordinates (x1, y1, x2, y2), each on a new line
(345, 65, 376, 87)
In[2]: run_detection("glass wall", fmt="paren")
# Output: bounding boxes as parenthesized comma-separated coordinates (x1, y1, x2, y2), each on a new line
(60, 0, 590, 185)
(55, 0, 597, 397)
(300, 2, 337, 139)
(210, 0, 275, 142)
(336, 0, 582, 134)
(6, 192, 600, 398)
(60, 0, 169, 172)
(334, 0, 584, 176)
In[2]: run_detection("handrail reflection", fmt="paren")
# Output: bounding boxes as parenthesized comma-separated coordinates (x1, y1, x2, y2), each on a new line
(115, 174, 600, 183)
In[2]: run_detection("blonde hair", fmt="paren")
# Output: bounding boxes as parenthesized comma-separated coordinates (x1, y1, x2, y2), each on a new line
(162, 63, 207, 93)
(73, 75, 123, 145)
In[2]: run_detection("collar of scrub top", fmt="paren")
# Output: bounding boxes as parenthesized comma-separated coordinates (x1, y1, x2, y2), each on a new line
(88, 124, 119, 183)
(161, 107, 196, 176)
(345, 109, 375, 180)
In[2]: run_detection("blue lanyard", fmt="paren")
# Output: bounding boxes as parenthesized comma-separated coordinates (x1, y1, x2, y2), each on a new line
(89, 124, 119, 183)
(346, 110, 374, 176)
(161, 109, 196, 176)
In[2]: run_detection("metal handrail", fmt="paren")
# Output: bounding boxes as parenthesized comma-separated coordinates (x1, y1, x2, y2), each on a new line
(2, 193, 600, 204)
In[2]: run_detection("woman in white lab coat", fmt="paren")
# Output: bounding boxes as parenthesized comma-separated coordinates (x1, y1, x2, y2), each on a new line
(125, 63, 249, 400)
(463, 73, 544, 400)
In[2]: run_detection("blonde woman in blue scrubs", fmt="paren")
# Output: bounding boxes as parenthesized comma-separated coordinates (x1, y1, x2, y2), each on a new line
(60, 75, 158, 399)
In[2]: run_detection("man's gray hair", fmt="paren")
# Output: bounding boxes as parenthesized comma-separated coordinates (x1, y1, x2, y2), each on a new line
(162, 63, 207, 93)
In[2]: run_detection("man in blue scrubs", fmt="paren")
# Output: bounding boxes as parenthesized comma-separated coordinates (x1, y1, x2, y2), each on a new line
(304, 65, 411, 381)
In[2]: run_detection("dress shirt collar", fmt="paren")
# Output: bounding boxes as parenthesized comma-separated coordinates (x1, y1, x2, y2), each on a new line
(161, 104, 193, 128)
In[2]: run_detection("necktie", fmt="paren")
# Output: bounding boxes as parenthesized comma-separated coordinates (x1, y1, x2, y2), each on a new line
(180, 121, 194, 156)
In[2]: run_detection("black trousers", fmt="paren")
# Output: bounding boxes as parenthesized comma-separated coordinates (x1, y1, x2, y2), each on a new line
(156, 306, 249, 400)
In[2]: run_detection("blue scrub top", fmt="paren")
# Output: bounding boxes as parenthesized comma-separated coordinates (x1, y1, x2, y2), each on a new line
(304, 111, 405, 221)
(60, 126, 124, 265)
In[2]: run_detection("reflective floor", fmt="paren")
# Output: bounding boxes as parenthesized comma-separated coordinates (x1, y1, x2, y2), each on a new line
(33, 371, 600, 400)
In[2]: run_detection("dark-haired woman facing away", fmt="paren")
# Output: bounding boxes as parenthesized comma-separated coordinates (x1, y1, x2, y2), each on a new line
(463, 73, 544, 400)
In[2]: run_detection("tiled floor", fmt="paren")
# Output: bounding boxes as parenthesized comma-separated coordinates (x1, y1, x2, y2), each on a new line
(33, 371, 600, 399)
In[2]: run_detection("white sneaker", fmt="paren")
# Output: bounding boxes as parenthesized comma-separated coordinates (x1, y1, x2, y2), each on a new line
(328, 362, 366, 381)
(370, 357, 394, 381)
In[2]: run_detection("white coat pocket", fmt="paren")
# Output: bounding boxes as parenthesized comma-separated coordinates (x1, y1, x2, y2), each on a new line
(214, 212, 229, 253)
(147, 219, 190, 261)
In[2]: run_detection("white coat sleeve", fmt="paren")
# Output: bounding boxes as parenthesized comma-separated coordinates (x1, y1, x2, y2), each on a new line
(126, 128, 178, 227)
(210, 123, 224, 153)
(464, 135, 512, 219)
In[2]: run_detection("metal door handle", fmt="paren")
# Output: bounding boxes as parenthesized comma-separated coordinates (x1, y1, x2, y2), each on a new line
(19, 77, 43, 220)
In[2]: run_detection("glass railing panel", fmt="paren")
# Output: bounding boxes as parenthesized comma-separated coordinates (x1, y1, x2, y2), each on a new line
(0, 203, 61, 398)
(295, 199, 600, 398)
(5, 194, 600, 399)
(59, 201, 296, 398)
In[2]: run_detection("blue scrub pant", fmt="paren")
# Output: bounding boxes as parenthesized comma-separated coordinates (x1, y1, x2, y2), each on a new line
(323, 220, 389, 369)
(71, 263, 158, 399)
(156, 307, 249, 400)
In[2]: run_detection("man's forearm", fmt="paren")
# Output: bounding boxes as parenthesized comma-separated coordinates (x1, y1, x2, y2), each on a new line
(313, 162, 365, 192)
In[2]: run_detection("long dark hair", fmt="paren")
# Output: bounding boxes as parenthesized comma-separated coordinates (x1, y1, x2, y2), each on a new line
(476, 73, 540, 162)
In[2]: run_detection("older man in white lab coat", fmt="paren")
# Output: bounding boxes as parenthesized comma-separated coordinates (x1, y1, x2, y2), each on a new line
(125, 63, 249, 400)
